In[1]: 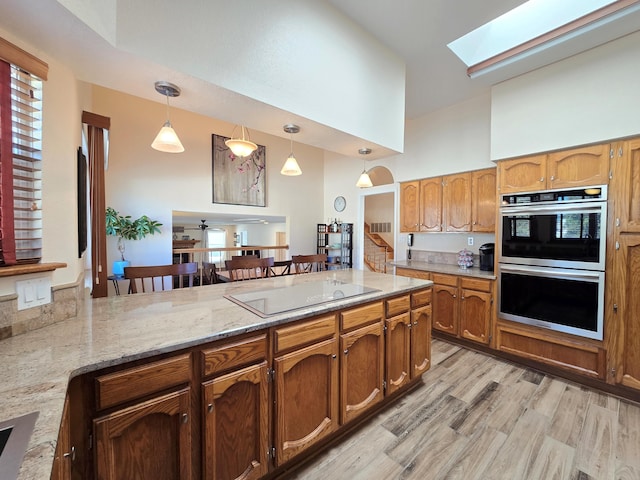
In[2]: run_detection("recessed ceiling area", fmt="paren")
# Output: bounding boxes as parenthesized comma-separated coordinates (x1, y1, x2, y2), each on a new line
(172, 211, 286, 227)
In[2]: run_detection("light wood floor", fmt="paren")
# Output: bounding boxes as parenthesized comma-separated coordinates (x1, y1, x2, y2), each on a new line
(289, 339, 640, 480)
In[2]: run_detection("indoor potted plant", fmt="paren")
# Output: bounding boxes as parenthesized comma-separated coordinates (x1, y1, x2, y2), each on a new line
(106, 207, 163, 275)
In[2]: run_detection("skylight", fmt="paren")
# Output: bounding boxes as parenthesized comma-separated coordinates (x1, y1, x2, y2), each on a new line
(447, 0, 617, 68)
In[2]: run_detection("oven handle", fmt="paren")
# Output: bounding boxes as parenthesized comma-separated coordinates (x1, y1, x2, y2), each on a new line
(499, 263, 602, 282)
(500, 202, 605, 215)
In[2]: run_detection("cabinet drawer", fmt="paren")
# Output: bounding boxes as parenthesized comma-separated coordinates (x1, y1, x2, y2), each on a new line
(95, 353, 191, 410)
(201, 333, 267, 377)
(274, 315, 336, 353)
(341, 302, 384, 331)
(411, 288, 432, 308)
(395, 267, 431, 280)
(432, 273, 458, 287)
(460, 277, 492, 292)
(386, 295, 410, 318)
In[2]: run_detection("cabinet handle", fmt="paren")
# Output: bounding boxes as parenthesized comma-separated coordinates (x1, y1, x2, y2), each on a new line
(332, 354, 337, 359)
(550, 175, 555, 181)
(616, 218, 621, 227)
(613, 304, 618, 312)
(461, 296, 465, 300)
(63, 446, 76, 462)
(453, 294, 457, 298)
(182, 413, 188, 424)
(540, 177, 544, 182)
(343, 349, 349, 355)
(413, 321, 418, 326)
(207, 403, 213, 413)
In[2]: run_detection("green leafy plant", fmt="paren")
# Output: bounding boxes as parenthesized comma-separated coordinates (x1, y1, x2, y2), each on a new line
(106, 207, 162, 260)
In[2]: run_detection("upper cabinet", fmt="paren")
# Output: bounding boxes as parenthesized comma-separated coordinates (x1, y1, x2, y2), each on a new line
(612, 138, 640, 233)
(400, 167, 496, 233)
(497, 144, 610, 194)
(471, 168, 497, 232)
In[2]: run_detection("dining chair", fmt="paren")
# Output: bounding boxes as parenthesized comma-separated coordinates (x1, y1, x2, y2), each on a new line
(271, 259, 292, 276)
(291, 254, 327, 274)
(124, 262, 197, 293)
(201, 262, 220, 285)
(224, 257, 274, 281)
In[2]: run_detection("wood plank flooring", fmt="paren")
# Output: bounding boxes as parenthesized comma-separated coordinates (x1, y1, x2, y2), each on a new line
(288, 339, 640, 480)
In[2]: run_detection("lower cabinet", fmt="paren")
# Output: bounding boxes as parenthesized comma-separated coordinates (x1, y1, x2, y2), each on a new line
(202, 361, 269, 480)
(431, 273, 493, 345)
(93, 388, 193, 480)
(339, 303, 385, 424)
(71, 290, 432, 480)
(274, 338, 339, 465)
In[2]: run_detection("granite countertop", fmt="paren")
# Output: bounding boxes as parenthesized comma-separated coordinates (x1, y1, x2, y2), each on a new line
(0, 269, 431, 479)
(390, 260, 497, 280)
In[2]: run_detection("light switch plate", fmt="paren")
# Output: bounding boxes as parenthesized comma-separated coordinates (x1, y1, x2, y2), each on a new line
(16, 278, 51, 310)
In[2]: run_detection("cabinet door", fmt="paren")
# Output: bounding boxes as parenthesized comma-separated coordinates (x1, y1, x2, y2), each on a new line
(548, 144, 610, 189)
(472, 168, 496, 232)
(399, 181, 420, 232)
(94, 388, 193, 480)
(613, 234, 640, 390)
(340, 321, 384, 424)
(614, 138, 640, 233)
(459, 289, 492, 345)
(419, 177, 442, 232)
(443, 172, 472, 232)
(274, 338, 339, 466)
(497, 155, 547, 194)
(202, 362, 269, 480)
(432, 284, 458, 335)
(51, 393, 71, 480)
(410, 305, 432, 378)
(385, 313, 411, 395)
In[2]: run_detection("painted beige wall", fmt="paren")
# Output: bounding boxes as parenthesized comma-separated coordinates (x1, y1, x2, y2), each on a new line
(91, 85, 324, 272)
(491, 30, 640, 160)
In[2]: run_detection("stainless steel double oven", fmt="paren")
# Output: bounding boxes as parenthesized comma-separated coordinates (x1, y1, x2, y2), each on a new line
(498, 186, 607, 340)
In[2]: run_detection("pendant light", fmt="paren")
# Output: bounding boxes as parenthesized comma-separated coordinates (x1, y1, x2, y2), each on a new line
(225, 125, 257, 157)
(281, 124, 302, 176)
(356, 148, 373, 188)
(151, 81, 185, 153)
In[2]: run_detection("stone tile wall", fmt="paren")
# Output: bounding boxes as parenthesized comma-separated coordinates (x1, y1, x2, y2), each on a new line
(0, 276, 84, 340)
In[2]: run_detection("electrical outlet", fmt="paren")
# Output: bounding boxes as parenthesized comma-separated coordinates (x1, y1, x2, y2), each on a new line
(467, 237, 474, 246)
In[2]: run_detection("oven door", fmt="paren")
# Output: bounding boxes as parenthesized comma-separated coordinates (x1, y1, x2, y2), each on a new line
(499, 202, 606, 270)
(498, 264, 604, 341)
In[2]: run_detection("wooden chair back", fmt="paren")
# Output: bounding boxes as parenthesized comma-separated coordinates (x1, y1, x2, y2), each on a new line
(124, 262, 197, 293)
(201, 262, 219, 285)
(291, 254, 327, 274)
(224, 257, 274, 281)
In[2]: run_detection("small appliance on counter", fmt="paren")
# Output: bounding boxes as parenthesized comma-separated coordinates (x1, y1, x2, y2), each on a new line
(479, 243, 495, 271)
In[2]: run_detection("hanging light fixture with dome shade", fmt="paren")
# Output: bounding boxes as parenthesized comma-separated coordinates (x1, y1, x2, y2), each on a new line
(281, 124, 302, 176)
(151, 81, 185, 153)
(225, 125, 258, 157)
(356, 147, 373, 188)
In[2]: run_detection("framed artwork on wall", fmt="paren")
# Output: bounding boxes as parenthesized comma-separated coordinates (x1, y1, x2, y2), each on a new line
(212, 134, 266, 207)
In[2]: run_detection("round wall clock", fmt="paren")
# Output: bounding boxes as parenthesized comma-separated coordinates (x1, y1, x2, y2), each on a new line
(334, 196, 346, 212)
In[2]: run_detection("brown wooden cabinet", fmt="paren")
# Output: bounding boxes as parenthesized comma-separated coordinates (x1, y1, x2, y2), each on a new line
(273, 316, 339, 466)
(51, 393, 71, 480)
(498, 144, 610, 194)
(612, 138, 640, 232)
(471, 168, 497, 232)
(201, 334, 269, 480)
(410, 290, 432, 378)
(340, 303, 384, 424)
(442, 172, 472, 232)
(385, 312, 411, 395)
(431, 273, 493, 345)
(94, 388, 193, 480)
(202, 362, 269, 480)
(400, 168, 496, 233)
(399, 178, 442, 232)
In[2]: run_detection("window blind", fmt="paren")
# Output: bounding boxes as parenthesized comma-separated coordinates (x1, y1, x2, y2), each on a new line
(10, 65, 42, 263)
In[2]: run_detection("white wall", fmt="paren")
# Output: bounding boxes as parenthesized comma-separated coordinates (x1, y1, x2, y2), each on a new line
(106, 0, 405, 152)
(92, 85, 324, 272)
(491, 30, 640, 160)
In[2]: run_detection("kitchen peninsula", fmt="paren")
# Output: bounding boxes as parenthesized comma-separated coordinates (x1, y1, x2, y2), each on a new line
(1, 270, 432, 480)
